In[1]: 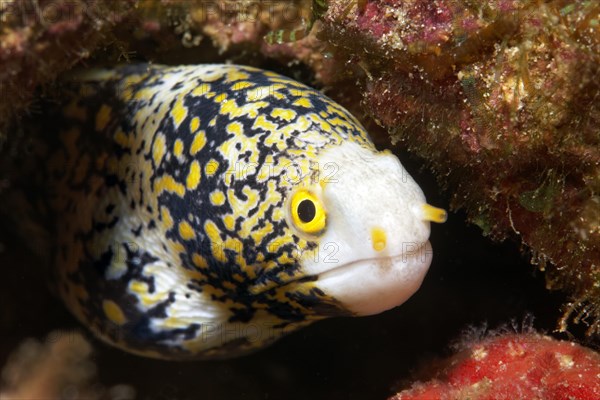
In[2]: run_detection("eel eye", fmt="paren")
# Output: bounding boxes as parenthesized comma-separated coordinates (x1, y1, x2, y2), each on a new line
(290, 189, 326, 235)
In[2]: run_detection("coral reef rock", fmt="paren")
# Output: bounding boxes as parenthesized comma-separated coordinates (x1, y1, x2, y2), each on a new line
(318, 0, 600, 336)
(0, 0, 136, 139)
(0, 331, 135, 400)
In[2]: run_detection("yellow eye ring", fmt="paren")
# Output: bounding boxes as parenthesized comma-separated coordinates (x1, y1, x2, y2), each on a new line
(289, 189, 326, 235)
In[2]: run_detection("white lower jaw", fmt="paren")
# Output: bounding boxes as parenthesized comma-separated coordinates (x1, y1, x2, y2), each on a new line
(315, 241, 433, 316)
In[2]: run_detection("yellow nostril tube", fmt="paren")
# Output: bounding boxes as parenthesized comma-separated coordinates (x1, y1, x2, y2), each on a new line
(371, 227, 387, 252)
(422, 203, 447, 223)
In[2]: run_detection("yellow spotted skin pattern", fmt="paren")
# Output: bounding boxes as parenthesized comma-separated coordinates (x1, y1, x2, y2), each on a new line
(33, 64, 377, 359)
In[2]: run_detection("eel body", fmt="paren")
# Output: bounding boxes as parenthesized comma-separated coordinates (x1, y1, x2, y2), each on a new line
(12, 64, 445, 359)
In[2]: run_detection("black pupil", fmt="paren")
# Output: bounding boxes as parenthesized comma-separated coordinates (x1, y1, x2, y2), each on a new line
(297, 199, 316, 223)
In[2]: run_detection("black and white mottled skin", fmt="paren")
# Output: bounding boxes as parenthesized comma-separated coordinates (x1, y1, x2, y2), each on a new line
(11, 64, 445, 359)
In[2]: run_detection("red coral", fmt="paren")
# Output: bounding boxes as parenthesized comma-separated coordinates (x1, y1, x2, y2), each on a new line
(391, 334, 600, 400)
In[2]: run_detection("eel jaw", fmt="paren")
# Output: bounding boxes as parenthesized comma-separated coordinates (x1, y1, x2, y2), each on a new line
(314, 241, 433, 316)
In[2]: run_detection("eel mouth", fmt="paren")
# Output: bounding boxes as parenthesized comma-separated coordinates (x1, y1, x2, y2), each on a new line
(312, 241, 433, 316)
(250, 242, 432, 317)
(317, 241, 431, 280)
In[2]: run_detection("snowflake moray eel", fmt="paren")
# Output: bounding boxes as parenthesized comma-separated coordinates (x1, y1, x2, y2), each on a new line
(18, 64, 446, 359)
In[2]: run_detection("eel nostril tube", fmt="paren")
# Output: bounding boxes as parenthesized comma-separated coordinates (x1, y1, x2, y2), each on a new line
(421, 204, 447, 223)
(371, 227, 387, 252)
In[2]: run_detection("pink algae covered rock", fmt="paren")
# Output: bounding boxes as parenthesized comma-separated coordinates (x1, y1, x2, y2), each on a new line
(391, 334, 600, 400)
(320, 0, 600, 338)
